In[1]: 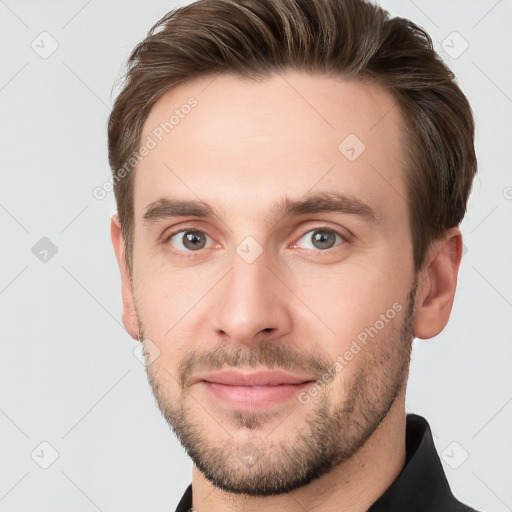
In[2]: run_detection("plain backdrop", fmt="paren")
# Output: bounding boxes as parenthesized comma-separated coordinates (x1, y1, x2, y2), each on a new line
(0, 0, 511, 511)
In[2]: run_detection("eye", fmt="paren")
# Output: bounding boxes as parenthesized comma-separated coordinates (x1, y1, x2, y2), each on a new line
(166, 229, 213, 252)
(294, 228, 345, 251)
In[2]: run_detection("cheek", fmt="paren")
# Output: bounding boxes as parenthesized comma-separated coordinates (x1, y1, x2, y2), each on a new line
(288, 257, 407, 351)
(133, 265, 201, 349)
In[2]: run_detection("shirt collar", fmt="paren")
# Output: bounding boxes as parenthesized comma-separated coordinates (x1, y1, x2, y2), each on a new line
(368, 414, 475, 511)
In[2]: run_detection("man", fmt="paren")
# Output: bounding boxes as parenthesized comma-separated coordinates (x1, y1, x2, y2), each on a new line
(108, 0, 479, 510)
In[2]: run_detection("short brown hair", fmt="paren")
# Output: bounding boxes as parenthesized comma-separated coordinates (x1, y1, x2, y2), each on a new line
(108, 0, 477, 274)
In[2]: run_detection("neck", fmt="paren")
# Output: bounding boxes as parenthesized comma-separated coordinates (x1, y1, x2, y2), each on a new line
(189, 396, 407, 512)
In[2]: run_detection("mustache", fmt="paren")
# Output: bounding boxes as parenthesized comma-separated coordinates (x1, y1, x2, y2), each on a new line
(176, 340, 333, 389)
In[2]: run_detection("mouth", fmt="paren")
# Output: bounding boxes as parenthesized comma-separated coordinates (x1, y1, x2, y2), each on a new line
(195, 370, 316, 409)
(195, 369, 315, 386)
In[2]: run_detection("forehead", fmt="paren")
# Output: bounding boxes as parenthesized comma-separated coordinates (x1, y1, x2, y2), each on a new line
(134, 71, 409, 227)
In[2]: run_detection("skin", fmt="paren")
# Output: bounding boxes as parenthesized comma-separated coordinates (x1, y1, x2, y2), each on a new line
(111, 70, 463, 512)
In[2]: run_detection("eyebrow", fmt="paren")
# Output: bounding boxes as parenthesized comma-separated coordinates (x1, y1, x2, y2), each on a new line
(143, 192, 378, 227)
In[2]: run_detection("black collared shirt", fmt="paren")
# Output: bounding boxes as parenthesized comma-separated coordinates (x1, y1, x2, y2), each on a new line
(174, 414, 479, 511)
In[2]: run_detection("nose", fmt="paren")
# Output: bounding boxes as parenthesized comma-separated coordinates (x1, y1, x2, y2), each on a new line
(211, 250, 293, 347)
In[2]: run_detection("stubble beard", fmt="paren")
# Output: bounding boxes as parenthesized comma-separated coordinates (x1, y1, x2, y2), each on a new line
(140, 282, 417, 496)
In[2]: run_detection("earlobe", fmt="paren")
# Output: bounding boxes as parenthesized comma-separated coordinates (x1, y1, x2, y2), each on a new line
(111, 214, 140, 341)
(413, 227, 463, 340)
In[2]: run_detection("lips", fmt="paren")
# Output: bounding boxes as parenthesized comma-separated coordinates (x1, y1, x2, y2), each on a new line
(196, 370, 316, 410)
(194, 369, 314, 387)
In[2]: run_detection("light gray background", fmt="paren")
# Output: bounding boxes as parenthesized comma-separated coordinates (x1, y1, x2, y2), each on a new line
(0, 0, 510, 511)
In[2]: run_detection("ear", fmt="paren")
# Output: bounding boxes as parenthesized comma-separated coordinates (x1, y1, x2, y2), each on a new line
(111, 214, 140, 341)
(413, 227, 463, 339)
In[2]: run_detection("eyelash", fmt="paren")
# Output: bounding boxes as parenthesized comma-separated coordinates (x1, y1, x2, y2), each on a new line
(162, 226, 347, 256)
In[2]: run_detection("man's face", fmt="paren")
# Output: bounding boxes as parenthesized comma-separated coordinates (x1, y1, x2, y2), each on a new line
(128, 71, 418, 495)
